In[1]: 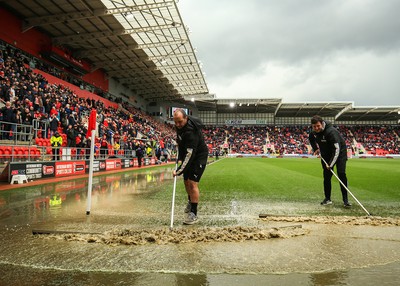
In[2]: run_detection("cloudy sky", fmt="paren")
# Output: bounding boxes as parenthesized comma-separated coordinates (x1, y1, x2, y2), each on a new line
(178, 0, 400, 106)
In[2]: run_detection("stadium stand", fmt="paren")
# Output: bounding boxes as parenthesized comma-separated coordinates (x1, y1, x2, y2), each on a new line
(0, 42, 175, 163)
(201, 125, 399, 156)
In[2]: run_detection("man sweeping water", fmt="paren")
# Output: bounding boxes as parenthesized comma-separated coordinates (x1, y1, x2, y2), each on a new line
(173, 108, 208, 225)
(309, 115, 352, 208)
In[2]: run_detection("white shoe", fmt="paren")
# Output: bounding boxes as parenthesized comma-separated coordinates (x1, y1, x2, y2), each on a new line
(183, 212, 198, 225)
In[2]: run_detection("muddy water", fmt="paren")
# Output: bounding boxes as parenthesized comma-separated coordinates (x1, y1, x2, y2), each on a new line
(0, 167, 399, 286)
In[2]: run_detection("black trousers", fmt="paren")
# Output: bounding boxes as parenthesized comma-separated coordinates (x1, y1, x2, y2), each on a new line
(321, 157, 349, 203)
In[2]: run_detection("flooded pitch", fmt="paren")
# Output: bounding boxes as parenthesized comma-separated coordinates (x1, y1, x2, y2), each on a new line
(1, 167, 400, 286)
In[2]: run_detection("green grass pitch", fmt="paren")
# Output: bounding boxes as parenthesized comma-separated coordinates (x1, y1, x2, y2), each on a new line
(196, 157, 400, 217)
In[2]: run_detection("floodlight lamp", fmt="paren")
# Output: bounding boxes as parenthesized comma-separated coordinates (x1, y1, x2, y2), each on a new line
(191, 98, 195, 102)
(229, 102, 235, 108)
(239, 103, 242, 106)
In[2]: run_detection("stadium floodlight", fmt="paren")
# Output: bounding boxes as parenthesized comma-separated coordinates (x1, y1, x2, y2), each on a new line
(229, 102, 235, 108)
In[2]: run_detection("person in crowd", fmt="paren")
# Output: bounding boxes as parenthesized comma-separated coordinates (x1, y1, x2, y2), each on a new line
(135, 143, 144, 167)
(113, 140, 120, 156)
(85, 137, 91, 160)
(66, 124, 76, 147)
(50, 131, 63, 161)
(1, 101, 16, 140)
(155, 146, 162, 163)
(100, 134, 108, 158)
(75, 133, 83, 159)
(49, 113, 59, 138)
(173, 108, 208, 225)
(215, 148, 219, 160)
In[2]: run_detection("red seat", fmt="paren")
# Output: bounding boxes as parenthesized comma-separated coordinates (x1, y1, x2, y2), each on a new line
(28, 147, 38, 160)
(3, 147, 11, 159)
(35, 148, 41, 159)
(12, 147, 20, 158)
(22, 147, 29, 159)
(0, 147, 4, 160)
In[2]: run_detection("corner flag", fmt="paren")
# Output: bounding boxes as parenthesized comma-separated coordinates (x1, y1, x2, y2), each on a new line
(86, 109, 97, 138)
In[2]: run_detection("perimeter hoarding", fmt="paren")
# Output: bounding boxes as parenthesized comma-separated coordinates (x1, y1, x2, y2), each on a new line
(8, 158, 137, 183)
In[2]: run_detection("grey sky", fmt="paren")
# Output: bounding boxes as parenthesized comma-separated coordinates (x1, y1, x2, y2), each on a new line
(178, 0, 400, 106)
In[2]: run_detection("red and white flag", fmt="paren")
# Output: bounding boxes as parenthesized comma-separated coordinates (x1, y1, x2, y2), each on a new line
(86, 109, 97, 138)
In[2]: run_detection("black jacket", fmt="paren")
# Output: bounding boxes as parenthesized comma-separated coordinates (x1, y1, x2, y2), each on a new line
(309, 121, 347, 167)
(1, 106, 15, 123)
(176, 116, 208, 175)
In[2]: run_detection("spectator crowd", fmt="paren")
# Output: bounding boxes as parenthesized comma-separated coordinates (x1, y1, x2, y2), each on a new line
(1, 42, 399, 160)
(201, 125, 399, 156)
(0, 43, 175, 160)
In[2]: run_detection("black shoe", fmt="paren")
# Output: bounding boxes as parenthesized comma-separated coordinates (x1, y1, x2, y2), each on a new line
(344, 202, 352, 208)
(321, 199, 332, 205)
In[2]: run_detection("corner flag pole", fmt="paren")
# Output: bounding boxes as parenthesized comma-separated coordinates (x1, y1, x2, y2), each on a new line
(86, 109, 97, 215)
(86, 129, 96, 215)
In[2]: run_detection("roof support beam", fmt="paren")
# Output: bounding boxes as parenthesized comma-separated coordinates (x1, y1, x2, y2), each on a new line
(161, 62, 198, 69)
(22, 2, 175, 32)
(74, 40, 187, 58)
(118, 73, 164, 82)
(145, 96, 179, 101)
(148, 52, 193, 61)
(170, 78, 204, 84)
(177, 84, 206, 88)
(274, 102, 283, 116)
(163, 71, 202, 77)
(53, 23, 181, 45)
(107, 67, 160, 76)
(75, 44, 138, 58)
(91, 57, 148, 66)
(335, 103, 353, 120)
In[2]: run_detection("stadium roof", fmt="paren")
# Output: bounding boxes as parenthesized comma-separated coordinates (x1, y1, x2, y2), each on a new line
(192, 98, 400, 122)
(1, 0, 208, 102)
(335, 106, 400, 122)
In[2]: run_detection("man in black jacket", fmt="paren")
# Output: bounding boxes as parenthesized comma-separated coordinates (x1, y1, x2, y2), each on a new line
(173, 108, 208, 224)
(309, 115, 351, 207)
(1, 101, 16, 140)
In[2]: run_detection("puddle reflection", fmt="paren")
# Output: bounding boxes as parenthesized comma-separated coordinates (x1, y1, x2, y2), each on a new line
(0, 167, 173, 226)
